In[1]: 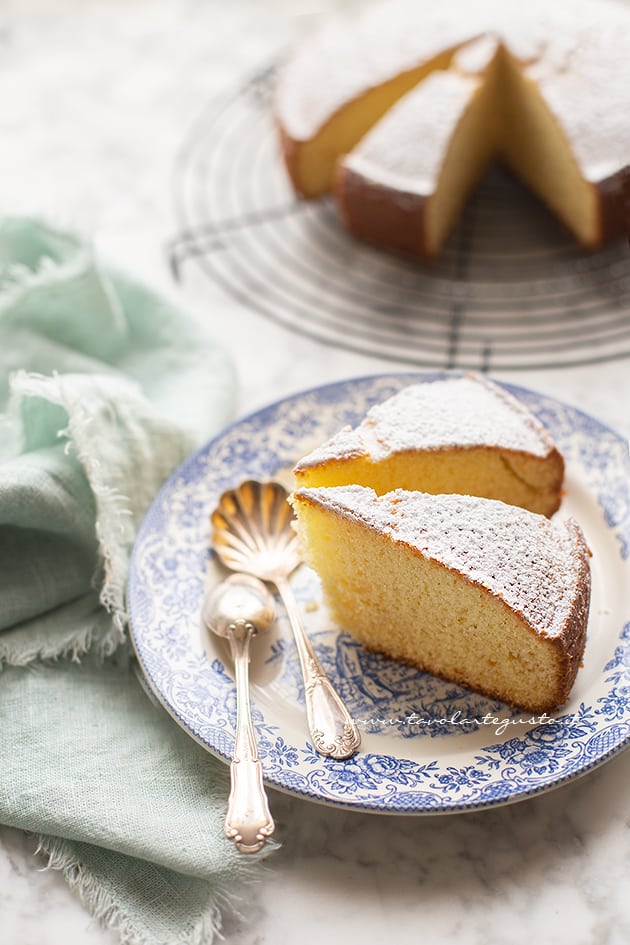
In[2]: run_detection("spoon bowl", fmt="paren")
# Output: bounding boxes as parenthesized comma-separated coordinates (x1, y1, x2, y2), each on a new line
(204, 572, 275, 641)
(211, 478, 300, 580)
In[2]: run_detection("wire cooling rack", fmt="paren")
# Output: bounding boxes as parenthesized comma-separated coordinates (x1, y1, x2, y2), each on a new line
(171, 63, 630, 372)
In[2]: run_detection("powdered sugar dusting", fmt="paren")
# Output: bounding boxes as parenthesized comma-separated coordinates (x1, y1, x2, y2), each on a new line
(276, 0, 617, 139)
(276, 1, 472, 142)
(296, 485, 590, 639)
(277, 0, 630, 181)
(342, 36, 498, 194)
(344, 69, 483, 195)
(295, 375, 557, 469)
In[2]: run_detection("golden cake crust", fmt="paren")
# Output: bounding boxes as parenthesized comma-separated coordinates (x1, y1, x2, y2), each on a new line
(291, 486, 591, 712)
(294, 375, 565, 516)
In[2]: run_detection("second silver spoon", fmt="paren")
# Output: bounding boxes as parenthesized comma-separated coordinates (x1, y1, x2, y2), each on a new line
(203, 572, 275, 854)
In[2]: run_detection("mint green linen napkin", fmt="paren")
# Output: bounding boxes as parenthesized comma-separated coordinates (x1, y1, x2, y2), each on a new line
(0, 218, 267, 944)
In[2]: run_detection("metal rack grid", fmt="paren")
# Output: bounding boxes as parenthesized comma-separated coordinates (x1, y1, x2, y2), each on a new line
(171, 63, 630, 372)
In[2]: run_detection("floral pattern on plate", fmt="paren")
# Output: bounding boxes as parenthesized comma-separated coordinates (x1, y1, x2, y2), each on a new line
(128, 372, 630, 813)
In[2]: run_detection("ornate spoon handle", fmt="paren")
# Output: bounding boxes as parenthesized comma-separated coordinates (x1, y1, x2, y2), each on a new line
(225, 621, 275, 853)
(276, 577, 361, 760)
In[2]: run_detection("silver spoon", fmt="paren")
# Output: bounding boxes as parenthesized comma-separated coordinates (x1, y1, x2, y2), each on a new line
(203, 572, 275, 854)
(211, 479, 361, 760)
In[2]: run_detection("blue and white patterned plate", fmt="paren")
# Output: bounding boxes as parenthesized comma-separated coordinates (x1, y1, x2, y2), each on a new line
(128, 373, 630, 814)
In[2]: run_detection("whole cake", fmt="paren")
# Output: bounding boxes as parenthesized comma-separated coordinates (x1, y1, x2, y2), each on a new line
(276, 0, 630, 259)
(290, 486, 591, 712)
(294, 375, 564, 516)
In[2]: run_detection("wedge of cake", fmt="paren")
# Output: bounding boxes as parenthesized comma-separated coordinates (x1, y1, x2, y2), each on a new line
(290, 486, 591, 712)
(275, 2, 463, 198)
(293, 375, 564, 516)
(335, 37, 504, 259)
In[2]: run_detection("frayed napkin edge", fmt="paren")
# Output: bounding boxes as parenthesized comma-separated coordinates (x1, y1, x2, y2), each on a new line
(8, 368, 148, 653)
(0, 613, 119, 671)
(35, 833, 276, 945)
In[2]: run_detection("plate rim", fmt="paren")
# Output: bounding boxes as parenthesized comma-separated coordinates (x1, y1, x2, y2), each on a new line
(128, 371, 630, 815)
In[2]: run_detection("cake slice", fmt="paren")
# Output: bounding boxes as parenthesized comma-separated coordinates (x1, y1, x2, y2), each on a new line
(275, 2, 469, 197)
(290, 485, 591, 712)
(293, 375, 564, 516)
(335, 38, 504, 258)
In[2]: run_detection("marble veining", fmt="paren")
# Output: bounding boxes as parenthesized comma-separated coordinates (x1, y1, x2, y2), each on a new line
(219, 747, 630, 945)
(2, 0, 630, 942)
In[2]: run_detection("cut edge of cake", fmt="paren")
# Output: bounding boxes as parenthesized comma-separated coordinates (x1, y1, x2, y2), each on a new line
(293, 374, 565, 517)
(277, 47, 458, 199)
(290, 485, 591, 713)
(334, 41, 606, 259)
(276, 0, 629, 256)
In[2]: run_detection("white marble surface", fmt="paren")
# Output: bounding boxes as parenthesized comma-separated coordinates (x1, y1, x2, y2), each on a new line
(1, 0, 630, 942)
